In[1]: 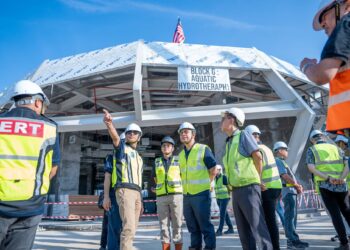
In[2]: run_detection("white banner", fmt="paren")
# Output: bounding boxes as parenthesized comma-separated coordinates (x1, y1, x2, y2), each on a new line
(178, 66, 231, 92)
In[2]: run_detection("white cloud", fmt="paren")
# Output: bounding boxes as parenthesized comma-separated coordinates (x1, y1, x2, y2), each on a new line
(59, 0, 256, 30)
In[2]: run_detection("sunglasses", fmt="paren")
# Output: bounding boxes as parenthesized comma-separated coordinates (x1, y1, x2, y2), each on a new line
(126, 130, 140, 135)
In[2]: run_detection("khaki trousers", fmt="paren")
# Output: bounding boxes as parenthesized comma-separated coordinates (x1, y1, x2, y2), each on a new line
(116, 188, 142, 250)
(157, 194, 183, 244)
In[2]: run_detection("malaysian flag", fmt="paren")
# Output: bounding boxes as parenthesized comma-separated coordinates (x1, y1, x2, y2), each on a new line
(172, 18, 185, 44)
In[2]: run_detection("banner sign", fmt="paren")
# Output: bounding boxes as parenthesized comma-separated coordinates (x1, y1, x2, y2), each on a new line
(178, 66, 231, 92)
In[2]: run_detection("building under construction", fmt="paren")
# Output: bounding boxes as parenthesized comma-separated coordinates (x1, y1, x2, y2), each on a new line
(0, 40, 328, 198)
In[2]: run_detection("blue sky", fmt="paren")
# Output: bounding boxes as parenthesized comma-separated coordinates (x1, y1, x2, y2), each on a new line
(0, 0, 326, 90)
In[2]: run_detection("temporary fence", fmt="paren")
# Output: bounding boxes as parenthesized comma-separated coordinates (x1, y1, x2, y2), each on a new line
(43, 190, 324, 220)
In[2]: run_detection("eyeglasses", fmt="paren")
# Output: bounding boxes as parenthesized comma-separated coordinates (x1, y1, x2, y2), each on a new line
(126, 130, 140, 135)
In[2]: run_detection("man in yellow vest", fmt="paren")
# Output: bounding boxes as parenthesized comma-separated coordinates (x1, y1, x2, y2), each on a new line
(221, 108, 272, 250)
(273, 141, 309, 249)
(0, 80, 60, 250)
(103, 109, 143, 250)
(246, 124, 282, 250)
(307, 130, 350, 250)
(213, 165, 234, 237)
(178, 122, 217, 250)
(300, 0, 350, 135)
(153, 136, 183, 250)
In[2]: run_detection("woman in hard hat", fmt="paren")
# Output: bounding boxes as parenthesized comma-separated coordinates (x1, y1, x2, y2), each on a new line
(300, 0, 350, 136)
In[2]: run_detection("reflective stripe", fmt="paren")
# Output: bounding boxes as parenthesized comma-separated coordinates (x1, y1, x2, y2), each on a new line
(315, 160, 343, 165)
(328, 89, 350, 107)
(197, 145, 205, 167)
(0, 155, 38, 161)
(167, 181, 181, 186)
(262, 175, 281, 183)
(186, 179, 210, 185)
(34, 137, 57, 195)
(264, 163, 277, 170)
(318, 171, 343, 175)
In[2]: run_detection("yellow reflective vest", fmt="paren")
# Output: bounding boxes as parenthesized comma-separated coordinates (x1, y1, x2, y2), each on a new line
(179, 143, 211, 195)
(310, 143, 345, 183)
(111, 141, 143, 190)
(0, 117, 57, 201)
(259, 144, 282, 189)
(215, 174, 230, 199)
(155, 156, 183, 196)
(223, 131, 260, 187)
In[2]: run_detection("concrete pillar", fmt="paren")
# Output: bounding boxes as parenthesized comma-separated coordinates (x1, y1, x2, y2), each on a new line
(58, 132, 81, 194)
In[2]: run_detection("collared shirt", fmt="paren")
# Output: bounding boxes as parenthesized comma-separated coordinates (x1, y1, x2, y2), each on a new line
(275, 157, 297, 197)
(104, 154, 113, 174)
(226, 129, 259, 158)
(183, 143, 217, 170)
(321, 13, 350, 67)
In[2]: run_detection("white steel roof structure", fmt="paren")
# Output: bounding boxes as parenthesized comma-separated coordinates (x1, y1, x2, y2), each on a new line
(0, 40, 328, 171)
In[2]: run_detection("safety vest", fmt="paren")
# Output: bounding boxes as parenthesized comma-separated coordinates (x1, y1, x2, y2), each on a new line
(155, 156, 183, 196)
(179, 143, 211, 195)
(0, 117, 57, 201)
(259, 144, 282, 189)
(347, 172, 350, 189)
(277, 158, 296, 187)
(310, 143, 345, 182)
(223, 131, 260, 187)
(215, 174, 230, 199)
(327, 69, 350, 131)
(111, 142, 143, 190)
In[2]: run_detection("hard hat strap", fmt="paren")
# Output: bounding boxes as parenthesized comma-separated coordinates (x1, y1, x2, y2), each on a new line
(335, 2, 341, 23)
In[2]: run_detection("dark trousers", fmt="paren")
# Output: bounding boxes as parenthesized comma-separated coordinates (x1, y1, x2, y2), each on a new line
(216, 198, 233, 232)
(100, 211, 108, 249)
(0, 214, 42, 250)
(183, 191, 216, 249)
(320, 188, 350, 245)
(282, 193, 299, 242)
(232, 184, 273, 250)
(262, 188, 281, 250)
(107, 193, 122, 250)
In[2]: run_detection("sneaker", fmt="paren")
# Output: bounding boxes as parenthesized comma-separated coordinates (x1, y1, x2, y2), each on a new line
(215, 230, 222, 236)
(287, 240, 306, 249)
(334, 243, 350, 250)
(296, 240, 309, 247)
(332, 235, 340, 242)
(224, 228, 234, 234)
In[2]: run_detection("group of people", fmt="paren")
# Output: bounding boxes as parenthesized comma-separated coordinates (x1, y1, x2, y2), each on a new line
(99, 106, 314, 250)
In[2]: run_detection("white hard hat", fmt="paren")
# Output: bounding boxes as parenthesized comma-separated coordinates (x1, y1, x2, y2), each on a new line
(222, 107, 245, 127)
(178, 122, 196, 134)
(125, 123, 142, 137)
(11, 80, 50, 106)
(216, 165, 222, 170)
(313, 0, 344, 31)
(120, 132, 126, 140)
(273, 141, 288, 152)
(245, 125, 261, 136)
(309, 129, 323, 140)
(335, 135, 348, 144)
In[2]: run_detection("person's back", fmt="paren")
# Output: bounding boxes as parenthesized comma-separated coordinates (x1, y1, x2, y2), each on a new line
(0, 80, 60, 250)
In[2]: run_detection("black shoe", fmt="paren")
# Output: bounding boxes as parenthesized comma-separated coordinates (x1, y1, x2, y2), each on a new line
(334, 243, 350, 250)
(287, 240, 306, 249)
(215, 230, 222, 236)
(224, 228, 234, 234)
(295, 240, 309, 247)
(332, 235, 340, 242)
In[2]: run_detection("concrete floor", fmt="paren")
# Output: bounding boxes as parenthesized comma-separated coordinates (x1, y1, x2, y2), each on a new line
(33, 214, 342, 250)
